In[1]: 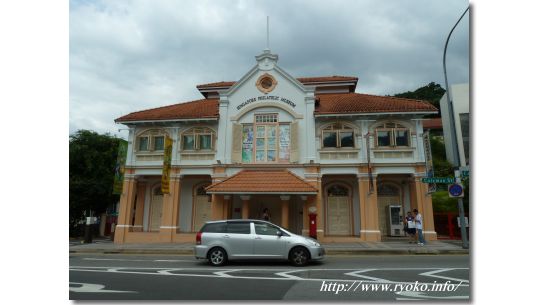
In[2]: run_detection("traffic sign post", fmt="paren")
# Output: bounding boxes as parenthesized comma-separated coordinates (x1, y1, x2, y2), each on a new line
(448, 183, 464, 198)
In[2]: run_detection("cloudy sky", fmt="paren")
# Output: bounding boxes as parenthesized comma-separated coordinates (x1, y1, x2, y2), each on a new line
(69, 0, 469, 138)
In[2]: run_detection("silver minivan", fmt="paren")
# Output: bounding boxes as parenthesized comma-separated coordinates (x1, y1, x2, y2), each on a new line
(194, 219, 325, 266)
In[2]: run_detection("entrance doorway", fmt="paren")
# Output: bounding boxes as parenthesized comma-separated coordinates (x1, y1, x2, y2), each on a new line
(193, 183, 212, 232)
(377, 182, 402, 236)
(149, 186, 163, 232)
(326, 184, 351, 235)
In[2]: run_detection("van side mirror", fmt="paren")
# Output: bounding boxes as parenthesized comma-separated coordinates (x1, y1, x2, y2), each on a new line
(276, 230, 282, 237)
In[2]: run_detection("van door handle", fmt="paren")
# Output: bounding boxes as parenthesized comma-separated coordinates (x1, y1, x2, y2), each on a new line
(255, 236, 262, 240)
(223, 235, 230, 238)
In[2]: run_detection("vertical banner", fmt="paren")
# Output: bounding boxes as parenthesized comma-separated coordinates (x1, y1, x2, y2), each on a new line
(113, 139, 128, 194)
(365, 132, 374, 194)
(161, 135, 173, 194)
(423, 130, 437, 193)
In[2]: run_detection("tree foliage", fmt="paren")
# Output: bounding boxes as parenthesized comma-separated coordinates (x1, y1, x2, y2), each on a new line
(69, 130, 121, 227)
(392, 82, 445, 116)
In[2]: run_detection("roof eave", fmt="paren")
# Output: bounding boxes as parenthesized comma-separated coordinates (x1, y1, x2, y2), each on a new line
(314, 111, 437, 117)
(205, 191, 318, 195)
(115, 117, 219, 124)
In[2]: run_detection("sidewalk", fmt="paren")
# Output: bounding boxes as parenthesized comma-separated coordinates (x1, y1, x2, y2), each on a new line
(69, 237, 469, 256)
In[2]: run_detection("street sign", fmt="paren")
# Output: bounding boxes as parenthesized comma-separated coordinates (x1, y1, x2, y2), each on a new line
(421, 177, 455, 184)
(448, 183, 464, 198)
(459, 166, 469, 178)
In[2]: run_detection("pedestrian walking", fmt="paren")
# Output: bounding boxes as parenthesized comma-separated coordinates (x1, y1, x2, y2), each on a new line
(413, 209, 425, 246)
(262, 208, 271, 221)
(404, 211, 416, 243)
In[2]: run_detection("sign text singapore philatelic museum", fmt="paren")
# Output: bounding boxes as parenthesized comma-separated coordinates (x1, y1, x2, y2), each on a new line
(237, 96, 296, 110)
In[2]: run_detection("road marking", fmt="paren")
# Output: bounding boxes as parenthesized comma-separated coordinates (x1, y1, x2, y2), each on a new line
(395, 291, 469, 300)
(69, 282, 136, 293)
(69, 267, 469, 287)
(275, 270, 303, 280)
(82, 258, 193, 262)
(345, 269, 392, 283)
(213, 269, 240, 278)
(419, 268, 469, 283)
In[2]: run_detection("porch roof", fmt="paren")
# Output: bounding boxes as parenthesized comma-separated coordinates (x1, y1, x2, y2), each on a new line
(205, 170, 318, 195)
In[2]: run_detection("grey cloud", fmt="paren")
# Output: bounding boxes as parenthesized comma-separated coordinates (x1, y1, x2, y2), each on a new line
(70, 0, 469, 137)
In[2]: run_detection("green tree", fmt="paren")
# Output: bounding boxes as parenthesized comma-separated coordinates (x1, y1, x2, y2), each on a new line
(392, 82, 445, 116)
(69, 130, 121, 232)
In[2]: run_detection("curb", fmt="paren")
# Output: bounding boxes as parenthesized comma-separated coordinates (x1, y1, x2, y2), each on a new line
(69, 248, 468, 256)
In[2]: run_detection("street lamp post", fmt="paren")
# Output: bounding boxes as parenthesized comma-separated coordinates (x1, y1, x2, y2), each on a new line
(442, 6, 470, 249)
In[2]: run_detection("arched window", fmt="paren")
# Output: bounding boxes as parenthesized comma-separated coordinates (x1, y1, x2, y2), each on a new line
(181, 127, 216, 151)
(377, 182, 400, 196)
(154, 187, 163, 196)
(327, 184, 349, 197)
(321, 123, 356, 148)
(375, 122, 410, 147)
(136, 129, 167, 152)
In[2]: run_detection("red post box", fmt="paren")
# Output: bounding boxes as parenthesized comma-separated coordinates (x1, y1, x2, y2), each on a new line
(309, 213, 317, 239)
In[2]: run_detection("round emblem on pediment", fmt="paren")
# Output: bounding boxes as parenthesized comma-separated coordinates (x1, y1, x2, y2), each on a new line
(256, 73, 277, 94)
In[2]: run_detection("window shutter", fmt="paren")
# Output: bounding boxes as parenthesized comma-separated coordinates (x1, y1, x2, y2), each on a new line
(289, 121, 299, 163)
(232, 123, 242, 163)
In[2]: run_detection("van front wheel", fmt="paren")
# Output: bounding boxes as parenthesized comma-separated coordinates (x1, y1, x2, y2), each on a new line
(289, 246, 310, 267)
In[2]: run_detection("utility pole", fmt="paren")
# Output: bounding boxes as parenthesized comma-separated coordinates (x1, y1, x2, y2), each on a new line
(442, 6, 469, 249)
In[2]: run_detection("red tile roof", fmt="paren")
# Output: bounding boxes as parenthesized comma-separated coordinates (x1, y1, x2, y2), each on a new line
(422, 117, 443, 129)
(196, 75, 358, 89)
(205, 170, 318, 194)
(315, 93, 438, 115)
(115, 98, 219, 122)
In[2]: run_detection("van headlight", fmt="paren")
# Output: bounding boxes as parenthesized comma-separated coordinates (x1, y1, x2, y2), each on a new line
(306, 238, 320, 247)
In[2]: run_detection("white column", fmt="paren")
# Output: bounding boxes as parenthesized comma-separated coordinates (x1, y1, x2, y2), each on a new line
(305, 90, 316, 163)
(217, 96, 229, 164)
(126, 127, 135, 166)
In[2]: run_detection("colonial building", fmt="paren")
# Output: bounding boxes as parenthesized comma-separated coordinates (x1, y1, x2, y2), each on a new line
(113, 50, 438, 244)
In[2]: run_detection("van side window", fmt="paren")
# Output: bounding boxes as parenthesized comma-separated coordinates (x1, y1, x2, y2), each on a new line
(254, 223, 280, 236)
(226, 222, 251, 234)
(201, 223, 227, 233)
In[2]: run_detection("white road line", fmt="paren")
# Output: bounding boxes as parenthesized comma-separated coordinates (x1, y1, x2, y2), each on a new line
(82, 258, 193, 262)
(345, 269, 392, 283)
(419, 268, 469, 283)
(274, 270, 303, 280)
(69, 267, 469, 286)
(70, 266, 469, 271)
(213, 270, 240, 278)
(69, 282, 136, 293)
(395, 291, 469, 300)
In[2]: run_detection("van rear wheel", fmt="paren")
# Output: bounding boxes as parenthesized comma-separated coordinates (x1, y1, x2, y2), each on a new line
(289, 246, 310, 267)
(208, 247, 227, 266)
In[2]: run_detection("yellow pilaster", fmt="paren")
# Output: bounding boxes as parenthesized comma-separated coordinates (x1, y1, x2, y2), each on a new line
(413, 175, 437, 241)
(133, 182, 146, 232)
(280, 195, 290, 229)
(114, 170, 137, 244)
(159, 168, 181, 242)
(223, 195, 231, 219)
(241, 196, 250, 219)
(358, 167, 381, 242)
(211, 194, 224, 220)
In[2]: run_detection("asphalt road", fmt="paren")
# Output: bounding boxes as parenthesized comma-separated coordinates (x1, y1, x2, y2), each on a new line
(69, 254, 470, 301)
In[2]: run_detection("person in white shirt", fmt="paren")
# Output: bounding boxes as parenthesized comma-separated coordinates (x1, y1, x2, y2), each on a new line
(413, 209, 426, 246)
